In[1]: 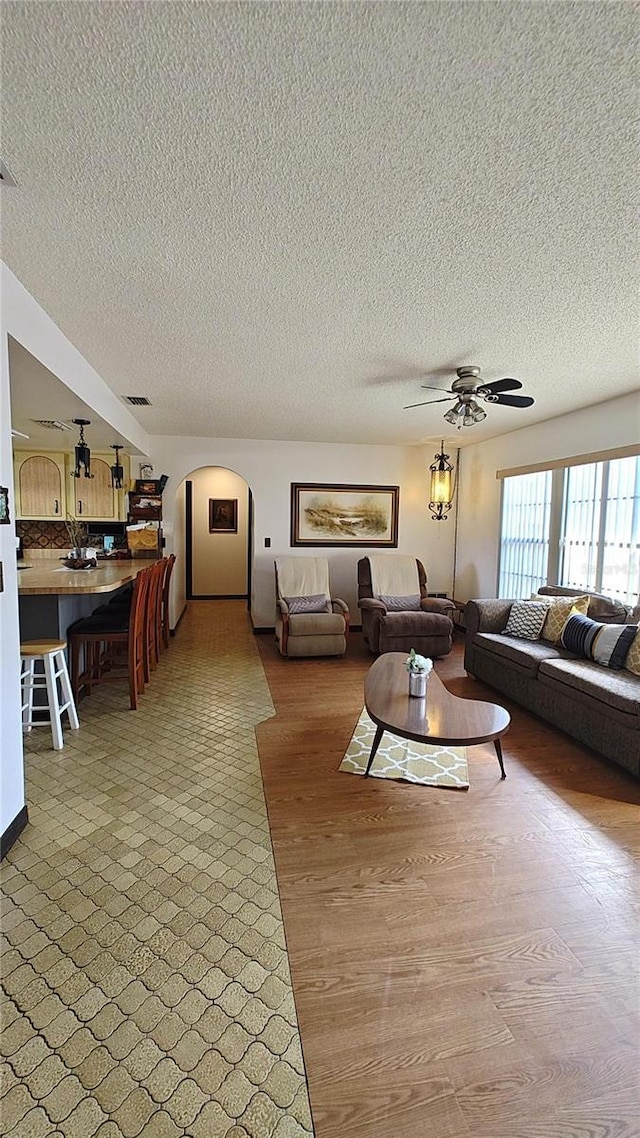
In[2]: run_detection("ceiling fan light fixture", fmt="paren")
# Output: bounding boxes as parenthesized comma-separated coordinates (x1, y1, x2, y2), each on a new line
(469, 401, 487, 423)
(444, 402, 465, 426)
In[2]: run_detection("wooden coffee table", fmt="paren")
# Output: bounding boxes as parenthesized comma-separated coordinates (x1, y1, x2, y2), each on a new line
(364, 652, 509, 779)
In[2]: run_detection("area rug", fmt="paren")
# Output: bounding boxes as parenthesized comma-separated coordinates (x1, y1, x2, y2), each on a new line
(340, 708, 469, 789)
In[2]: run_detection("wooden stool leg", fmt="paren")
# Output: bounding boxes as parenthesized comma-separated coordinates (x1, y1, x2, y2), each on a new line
(43, 652, 64, 750)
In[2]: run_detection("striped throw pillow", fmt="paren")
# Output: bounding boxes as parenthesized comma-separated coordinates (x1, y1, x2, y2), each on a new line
(625, 626, 640, 677)
(561, 613, 637, 670)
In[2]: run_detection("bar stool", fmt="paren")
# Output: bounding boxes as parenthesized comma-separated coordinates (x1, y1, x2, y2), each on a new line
(20, 640, 80, 751)
(69, 565, 151, 710)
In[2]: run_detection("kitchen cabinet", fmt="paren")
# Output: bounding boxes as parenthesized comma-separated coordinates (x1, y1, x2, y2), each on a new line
(14, 450, 129, 521)
(72, 457, 118, 519)
(14, 452, 67, 519)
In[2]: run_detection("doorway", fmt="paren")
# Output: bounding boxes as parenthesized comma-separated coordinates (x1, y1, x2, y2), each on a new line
(185, 467, 252, 603)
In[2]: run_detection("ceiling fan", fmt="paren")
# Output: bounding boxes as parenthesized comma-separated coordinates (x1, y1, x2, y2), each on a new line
(404, 366, 535, 428)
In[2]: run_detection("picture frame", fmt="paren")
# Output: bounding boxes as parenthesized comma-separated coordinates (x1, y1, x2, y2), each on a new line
(209, 498, 238, 533)
(291, 482, 399, 547)
(139, 463, 154, 478)
(0, 486, 10, 525)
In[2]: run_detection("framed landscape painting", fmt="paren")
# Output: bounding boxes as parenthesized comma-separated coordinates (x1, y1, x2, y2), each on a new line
(291, 483, 399, 547)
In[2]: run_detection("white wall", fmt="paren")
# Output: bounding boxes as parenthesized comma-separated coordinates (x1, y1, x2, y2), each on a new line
(155, 437, 457, 628)
(455, 393, 640, 601)
(189, 467, 249, 596)
(0, 328, 24, 837)
(0, 262, 152, 842)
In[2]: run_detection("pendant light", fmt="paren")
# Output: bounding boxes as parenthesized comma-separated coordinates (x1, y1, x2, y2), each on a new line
(71, 419, 93, 478)
(429, 442, 455, 521)
(110, 445, 124, 489)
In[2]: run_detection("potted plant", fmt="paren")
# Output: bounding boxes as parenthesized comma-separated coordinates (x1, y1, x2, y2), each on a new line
(405, 648, 433, 697)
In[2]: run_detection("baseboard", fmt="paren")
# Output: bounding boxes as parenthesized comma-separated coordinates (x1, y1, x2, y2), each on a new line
(170, 602, 188, 636)
(190, 594, 248, 601)
(1, 804, 28, 861)
(252, 624, 363, 634)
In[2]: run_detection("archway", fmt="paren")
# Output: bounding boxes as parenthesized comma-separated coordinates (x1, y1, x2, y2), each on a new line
(179, 465, 253, 603)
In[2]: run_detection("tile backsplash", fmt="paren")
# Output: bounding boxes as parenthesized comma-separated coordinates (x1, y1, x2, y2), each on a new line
(17, 520, 72, 549)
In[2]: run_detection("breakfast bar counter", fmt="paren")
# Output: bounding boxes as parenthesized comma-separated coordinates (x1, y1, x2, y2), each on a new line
(18, 557, 157, 642)
(18, 558, 154, 596)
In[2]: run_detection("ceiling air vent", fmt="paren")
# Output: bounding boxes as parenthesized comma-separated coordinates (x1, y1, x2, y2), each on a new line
(124, 395, 152, 406)
(30, 419, 73, 431)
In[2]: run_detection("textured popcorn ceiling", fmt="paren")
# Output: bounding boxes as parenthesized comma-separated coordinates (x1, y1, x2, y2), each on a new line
(2, 1, 638, 447)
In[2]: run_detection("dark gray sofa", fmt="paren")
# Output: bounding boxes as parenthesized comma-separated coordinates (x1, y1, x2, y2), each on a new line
(464, 585, 639, 778)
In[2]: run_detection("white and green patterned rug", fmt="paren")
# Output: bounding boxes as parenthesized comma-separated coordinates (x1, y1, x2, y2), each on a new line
(340, 708, 469, 789)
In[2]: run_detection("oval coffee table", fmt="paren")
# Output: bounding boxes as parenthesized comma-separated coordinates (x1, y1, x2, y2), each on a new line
(364, 653, 509, 779)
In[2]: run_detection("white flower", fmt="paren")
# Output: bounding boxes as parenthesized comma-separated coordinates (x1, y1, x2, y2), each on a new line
(405, 648, 433, 674)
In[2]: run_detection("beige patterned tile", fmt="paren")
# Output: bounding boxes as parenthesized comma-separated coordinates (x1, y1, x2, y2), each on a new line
(2, 602, 313, 1138)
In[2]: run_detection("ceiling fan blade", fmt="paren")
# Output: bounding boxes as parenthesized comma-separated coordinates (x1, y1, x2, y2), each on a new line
(492, 393, 535, 408)
(403, 397, 454, 409)
(476, 377, 522, 395)
(419, 384, 455, 394)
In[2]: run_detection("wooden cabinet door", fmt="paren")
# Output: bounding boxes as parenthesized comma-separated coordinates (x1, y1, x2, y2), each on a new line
(73, 458, 118, 519)
(15, 453, 66, 518)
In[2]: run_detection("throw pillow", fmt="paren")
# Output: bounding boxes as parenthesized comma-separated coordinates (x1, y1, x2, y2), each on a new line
(378, 594, 422, 611)
(590, 623, 637, 670)
(560, 611, 600, 659)
(561, 612, 637, 670)
(530, 594, 590, 643)
(625, 626, 640, 677)
(502, 601, 548, 640)
(284, 594, 330, 614)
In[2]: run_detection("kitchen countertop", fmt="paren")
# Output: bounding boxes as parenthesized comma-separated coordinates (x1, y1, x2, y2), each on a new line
(17, 558, 157, 595)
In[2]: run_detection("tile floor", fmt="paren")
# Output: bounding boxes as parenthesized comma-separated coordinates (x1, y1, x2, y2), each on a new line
(1, 601, 314, 1138)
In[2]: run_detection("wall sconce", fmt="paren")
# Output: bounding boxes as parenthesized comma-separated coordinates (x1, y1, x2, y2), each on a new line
(71, 419, 93, 479)
(110, 445, 124, 489)
(429, 441, 455, 521)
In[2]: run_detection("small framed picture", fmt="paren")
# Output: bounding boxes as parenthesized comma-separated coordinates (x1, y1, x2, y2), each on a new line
(209, 498, 238, 533)
(139, 463, 154, 478)
(0, 486, 10, 525)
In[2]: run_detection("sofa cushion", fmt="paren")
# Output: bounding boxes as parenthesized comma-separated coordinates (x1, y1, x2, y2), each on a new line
(475, 632, 563, 677)
(288, 612, 345, 636)
(502, 601, 548, 640)
(284, 594, 330, 614)
(561, 613, 637, 670)
(531, 594, 590, 643)
(538, 657, 640, 720)
(378, 593, 422, 611)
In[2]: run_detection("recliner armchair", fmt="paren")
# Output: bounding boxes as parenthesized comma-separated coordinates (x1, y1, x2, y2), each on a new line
(358, 554, 454, 657)
(275, 557, 349, 657)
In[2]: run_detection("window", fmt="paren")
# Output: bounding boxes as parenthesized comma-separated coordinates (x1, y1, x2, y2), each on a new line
(498, 471, 552, 599)
(498, 454, 640, 605)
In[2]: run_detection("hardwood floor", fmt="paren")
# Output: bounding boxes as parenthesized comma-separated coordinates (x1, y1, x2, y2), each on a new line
(255, 631, 640, 1138)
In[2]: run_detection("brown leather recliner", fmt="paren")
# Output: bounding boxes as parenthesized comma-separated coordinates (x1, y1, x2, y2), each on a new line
(357, 555, 454, 657)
